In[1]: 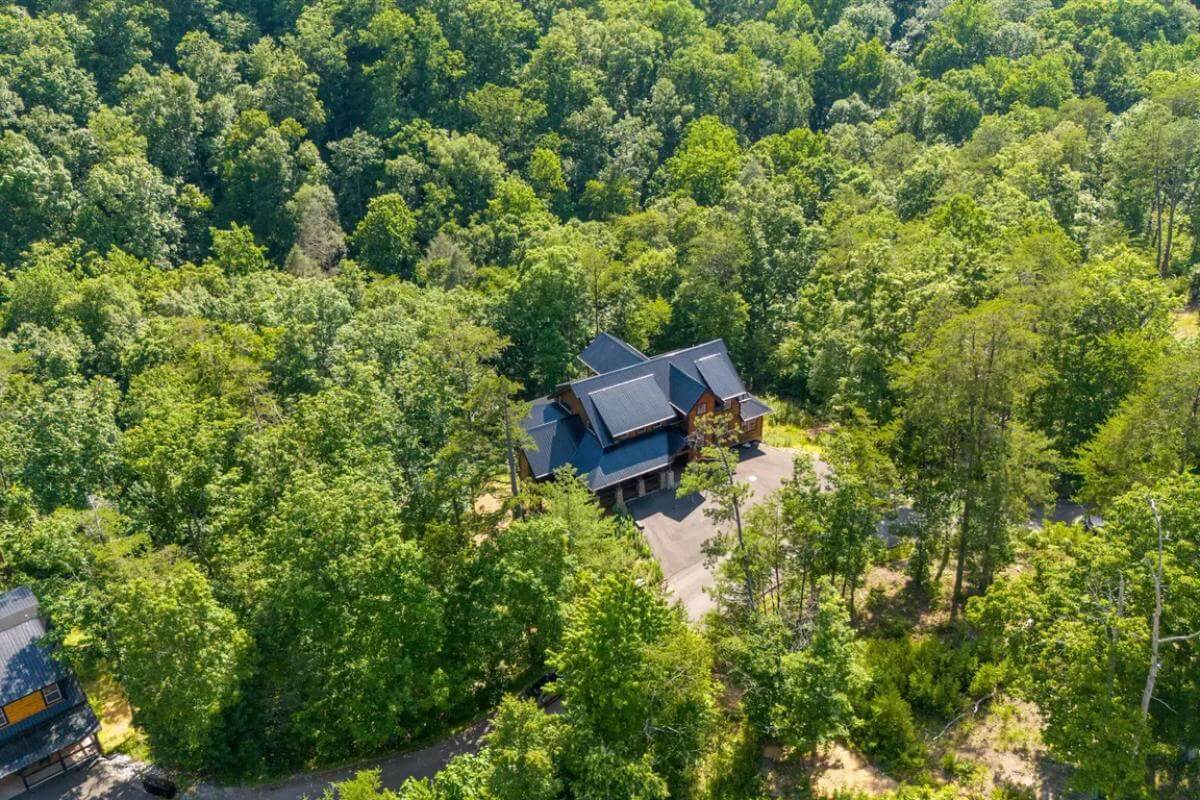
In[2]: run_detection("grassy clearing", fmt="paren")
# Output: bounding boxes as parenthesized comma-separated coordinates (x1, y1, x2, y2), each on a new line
(84, 671, 149, 759)
(1172, 308, 1199, 339)
(760, 395, 825, 453)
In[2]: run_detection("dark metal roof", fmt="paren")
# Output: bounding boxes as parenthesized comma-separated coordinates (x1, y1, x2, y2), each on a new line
(740, 395, 772, 421)
(0, 699, 99, 779)
(0, 588, 38, 634)
(523, 416, 585, 479)
(0, 593, 66, 708)
(668, 365, 706, 413)
(570, 430, 673, 491)
(695, 353, 746, 401)
(570, 339, 740, 449)
(577, 333, 647, 374)
(524, 398, 569, 428)
(589, 375, 675, 438)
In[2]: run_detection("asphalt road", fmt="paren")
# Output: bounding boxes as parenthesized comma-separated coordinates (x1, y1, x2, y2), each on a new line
(28, 701, 564, 800)
(191, 716, 494, 800)
(629, 444, 821, 619)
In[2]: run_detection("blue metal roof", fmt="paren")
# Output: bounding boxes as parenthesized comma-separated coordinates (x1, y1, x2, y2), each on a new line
(571, 430, 673, 491)
(570, 339, 740, 448)
(740, 395, 772, 421)
(524, 398, 569, 428)
(524, 416, 585, 479)
(0, 596, 66, 708)
(589, 375, 674, 438)
(577, 333, 647, 374)
(0, 588, 37, 631)
(695, 353, 746, 401)
(0, 698, 98, 779)
(668, 365, 707, 413)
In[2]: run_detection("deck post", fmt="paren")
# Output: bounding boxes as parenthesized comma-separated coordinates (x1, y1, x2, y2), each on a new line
(615, 483, 625, 511)
(637, 477, 646, 497)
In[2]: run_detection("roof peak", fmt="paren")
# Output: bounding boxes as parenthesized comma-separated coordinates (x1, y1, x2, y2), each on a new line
(570, 338, 729, 388)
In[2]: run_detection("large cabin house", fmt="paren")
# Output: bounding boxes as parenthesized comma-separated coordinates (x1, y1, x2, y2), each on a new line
(518, 334, 771, 508)
(0, 588, 100, 798)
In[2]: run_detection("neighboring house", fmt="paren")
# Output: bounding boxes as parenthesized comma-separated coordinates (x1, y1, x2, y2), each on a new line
(0, 588, 100, 798)
(518, 333, 771, 508)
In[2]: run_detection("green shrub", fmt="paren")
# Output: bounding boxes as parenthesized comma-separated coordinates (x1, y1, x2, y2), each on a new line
(905, 636, 977, 716)
(858, 688, 926, 773)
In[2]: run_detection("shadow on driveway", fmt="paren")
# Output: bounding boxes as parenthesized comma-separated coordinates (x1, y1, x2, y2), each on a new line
(628, 444, 817, 620)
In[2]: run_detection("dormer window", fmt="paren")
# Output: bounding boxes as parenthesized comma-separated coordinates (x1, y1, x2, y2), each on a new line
(41, 683, 62, 706)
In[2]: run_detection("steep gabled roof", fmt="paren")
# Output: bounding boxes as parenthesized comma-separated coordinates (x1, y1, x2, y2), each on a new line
(0, 590, 66, 707)
(569, 430, 673, 491)
(524, 397, 569, 428)
(523, 415, 585, 479)
(569, 340, 742, 448)
(668, 365, 707, 414)
(695, 353, 746, 401)
(577, 333, 647, 374)
(589, 374, 674, 438)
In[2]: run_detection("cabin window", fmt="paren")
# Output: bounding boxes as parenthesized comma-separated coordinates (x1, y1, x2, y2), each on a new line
(742, 418, 754, 432)
(41, 683, 62, 706)
(696, 402, 707, 416)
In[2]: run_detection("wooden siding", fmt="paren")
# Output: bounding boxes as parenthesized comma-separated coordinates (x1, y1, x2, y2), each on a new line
(684, 389, 720, 436)
(738, 415, 764, 443)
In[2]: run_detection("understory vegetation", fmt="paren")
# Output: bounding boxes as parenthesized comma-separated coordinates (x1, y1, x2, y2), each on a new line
(2, 0, 1200, 796)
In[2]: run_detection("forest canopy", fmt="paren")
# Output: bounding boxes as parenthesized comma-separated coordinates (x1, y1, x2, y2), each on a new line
(2, 0, 1200, 796)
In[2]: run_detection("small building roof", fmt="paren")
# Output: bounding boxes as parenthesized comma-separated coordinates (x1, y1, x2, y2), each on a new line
(589, 374, 674, 438)
(577, 333, 647, 374)
(739, 395, 772, 421)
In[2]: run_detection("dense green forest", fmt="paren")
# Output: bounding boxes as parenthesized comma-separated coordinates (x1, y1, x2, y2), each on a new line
(2, 0, 1200, 796)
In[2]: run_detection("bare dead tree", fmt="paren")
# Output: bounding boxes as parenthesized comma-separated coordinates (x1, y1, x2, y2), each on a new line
(1140, 498, 1200, 718)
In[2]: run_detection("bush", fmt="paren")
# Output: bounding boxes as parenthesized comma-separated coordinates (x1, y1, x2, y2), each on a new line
(905, 636, 976, 717)
(861, 634, 977, 717)
(858, 689, 926, 773)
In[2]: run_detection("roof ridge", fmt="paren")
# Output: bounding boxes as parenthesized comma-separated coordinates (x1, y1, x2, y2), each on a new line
(571, 338, 726, 388)
(589, 372, 657, 394)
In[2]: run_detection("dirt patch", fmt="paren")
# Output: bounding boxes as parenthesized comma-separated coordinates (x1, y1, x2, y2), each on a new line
(808, 742, 899, 797)
(860, 562, 954, 634)
(935, 699, 1077, 799)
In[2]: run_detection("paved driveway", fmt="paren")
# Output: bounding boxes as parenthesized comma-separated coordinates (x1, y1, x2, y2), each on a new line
(23, 756, 143, 800)
(628, 444, 823, 620)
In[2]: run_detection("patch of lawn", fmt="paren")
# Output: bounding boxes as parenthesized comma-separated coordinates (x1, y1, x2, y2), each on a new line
(84, 671, 148, 758)
(759, 395, 823, 453)
(1172, 307, 1199, 340)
